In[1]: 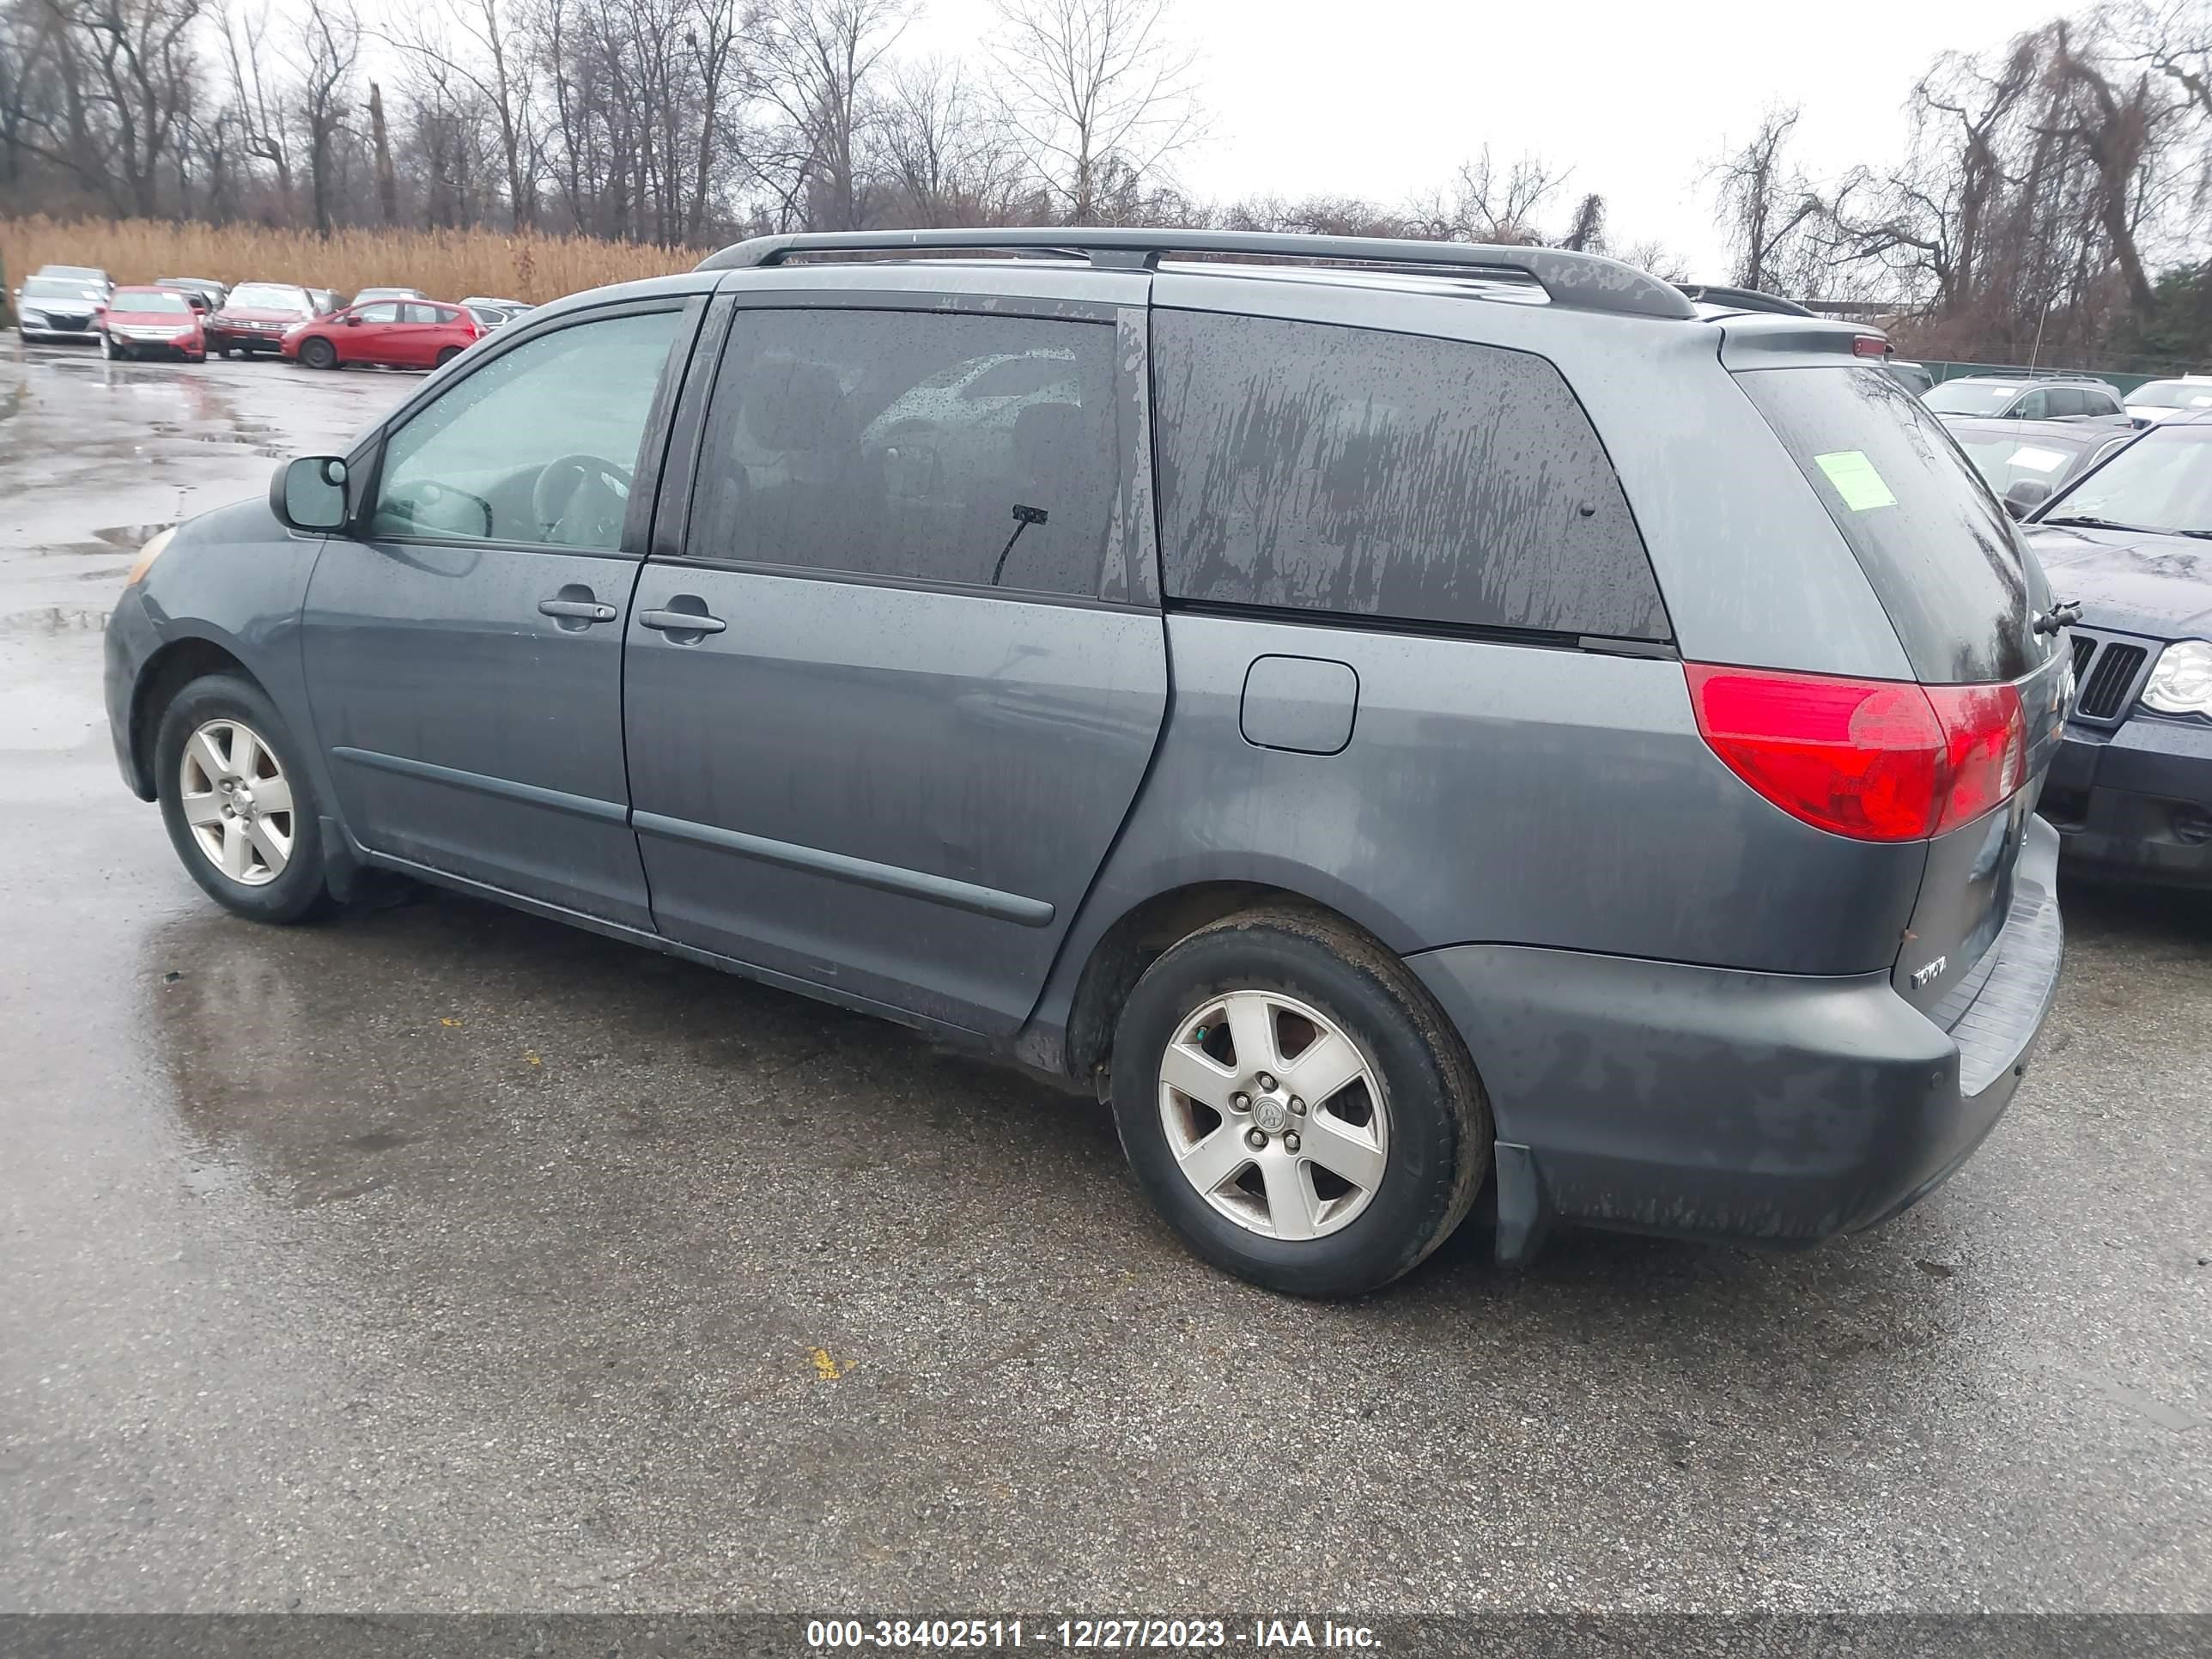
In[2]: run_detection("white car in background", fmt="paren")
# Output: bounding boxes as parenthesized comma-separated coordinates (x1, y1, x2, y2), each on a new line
(2124, 376, 2212, 424)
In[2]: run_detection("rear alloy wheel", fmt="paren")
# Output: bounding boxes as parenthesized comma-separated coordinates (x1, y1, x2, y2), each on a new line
(155, 673, 331, 923)
(434, 345, 461, 367)
(299, 337, 337, 370)
(1159, 989, 1391, 1239)
(1111, 907, 1491, 1297)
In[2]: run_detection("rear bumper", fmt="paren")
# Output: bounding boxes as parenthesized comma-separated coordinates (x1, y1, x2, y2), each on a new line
(2042, 715, 2212, 886)
(1410, 817, 2063, 1253)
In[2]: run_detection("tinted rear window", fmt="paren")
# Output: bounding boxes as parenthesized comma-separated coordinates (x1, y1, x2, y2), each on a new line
(1152, 311, 1668, 640)
(1740, 365, 2041, 684)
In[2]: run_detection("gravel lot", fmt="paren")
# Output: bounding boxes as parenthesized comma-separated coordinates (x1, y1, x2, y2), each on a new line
(1, 335, 2208, 1614)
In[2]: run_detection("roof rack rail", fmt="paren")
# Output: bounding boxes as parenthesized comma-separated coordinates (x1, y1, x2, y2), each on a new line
(1674, 283, 1816, 319)
(696, 228, 1699, 321)
(1960, 367, 2109, 382)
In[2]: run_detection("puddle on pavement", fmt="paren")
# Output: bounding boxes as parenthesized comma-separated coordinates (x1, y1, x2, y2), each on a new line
(92, 522, 173, 548)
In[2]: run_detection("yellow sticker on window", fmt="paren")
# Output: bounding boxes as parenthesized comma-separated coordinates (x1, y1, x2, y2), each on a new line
(1813, 449, 1899, 513)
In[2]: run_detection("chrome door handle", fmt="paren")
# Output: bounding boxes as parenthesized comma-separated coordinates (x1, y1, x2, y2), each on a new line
(538, 598, 617, 622)
(637, 606, 726, 635)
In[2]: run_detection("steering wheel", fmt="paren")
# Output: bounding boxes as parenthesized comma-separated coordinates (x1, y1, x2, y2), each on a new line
(532, 453, 634, 546)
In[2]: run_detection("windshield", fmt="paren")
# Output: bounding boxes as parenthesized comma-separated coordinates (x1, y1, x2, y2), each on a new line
(23, 276, 102, 301)
(114, 289, 191, 313)
(2127, 381, 2212, 411)
(226, 283, 308, 311)
(2044, 423, 2212, 534)
(1923, 381, 2019, 416)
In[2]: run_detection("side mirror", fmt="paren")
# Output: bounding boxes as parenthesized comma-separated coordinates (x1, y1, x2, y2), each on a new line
(343, 313, 362, 327)
(2003, 478, 2051, 520)
(271, 455, 351, 532)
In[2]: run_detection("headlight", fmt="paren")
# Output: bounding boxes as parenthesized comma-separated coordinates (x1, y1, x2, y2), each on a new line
(125, 526, 176, 587)
(18, 309, 46, 325)
(2142, 639, 2212, 716)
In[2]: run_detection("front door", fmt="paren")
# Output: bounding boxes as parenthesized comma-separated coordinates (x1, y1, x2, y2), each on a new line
(340, 301, 400, 366)
(623, 297, 1167, 1034)
(301, 302, 694, 926)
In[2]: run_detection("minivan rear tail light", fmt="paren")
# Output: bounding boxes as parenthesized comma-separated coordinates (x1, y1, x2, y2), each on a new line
(1685, 664, 2026, 842)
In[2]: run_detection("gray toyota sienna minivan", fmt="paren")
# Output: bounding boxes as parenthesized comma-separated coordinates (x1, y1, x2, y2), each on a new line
(105, 229, 2069, 1296)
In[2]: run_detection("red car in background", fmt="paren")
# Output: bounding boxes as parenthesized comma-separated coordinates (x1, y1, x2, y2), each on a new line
(283, 299, 478, 371)
(206, 282, 318, 357)
(98, 286, 206, 362)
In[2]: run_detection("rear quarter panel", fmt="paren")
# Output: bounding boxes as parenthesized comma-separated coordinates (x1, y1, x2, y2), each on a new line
(1028, 612, 1929, 1062)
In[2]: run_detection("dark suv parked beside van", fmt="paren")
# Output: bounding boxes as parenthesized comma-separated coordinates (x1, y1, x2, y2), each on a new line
(105, 229, 2069, 1295)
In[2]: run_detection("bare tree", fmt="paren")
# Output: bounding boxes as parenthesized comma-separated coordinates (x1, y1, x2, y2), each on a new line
(366, 79, 397, 222)
(293, 0, 358, 234)
(16, 0, 205, 215)
(681, 0, 744, 239)
(385, 0, 542, 227)
(223, 0, 293, 215)
(2049, 19, 2166, 315)
(1560, 191, 1606, 253)
(987, 0, 1201, 225)
(749, 0, 911, 231)
(1708, 107, 1826, 292)
(878, 54, 1029, 224)
(1408, 148, 1565, 244)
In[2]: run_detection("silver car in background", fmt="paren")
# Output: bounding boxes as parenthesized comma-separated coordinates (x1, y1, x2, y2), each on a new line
(13, 272, 111, 344)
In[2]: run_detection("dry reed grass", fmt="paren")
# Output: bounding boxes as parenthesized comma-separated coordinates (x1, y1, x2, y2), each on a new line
(2, 216, 690, 307)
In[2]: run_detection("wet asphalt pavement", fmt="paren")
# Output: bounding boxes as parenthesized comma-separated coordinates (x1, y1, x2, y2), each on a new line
(0, 335, 2208, 1616)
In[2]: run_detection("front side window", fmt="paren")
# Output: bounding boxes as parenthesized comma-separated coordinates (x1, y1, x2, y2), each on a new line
(1151, 310, 1668, 639)
(689, 308, 1117, 599)
(369, 308, 683, 550)
(2013, 389, 2049, 419)
(354, 303, 400, 325)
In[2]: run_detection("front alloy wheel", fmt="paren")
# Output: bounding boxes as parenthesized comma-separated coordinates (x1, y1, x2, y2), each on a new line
(1158, 989, 1389, 1240)
(179, 719, 294, 885)
(155, 673, 331, 923)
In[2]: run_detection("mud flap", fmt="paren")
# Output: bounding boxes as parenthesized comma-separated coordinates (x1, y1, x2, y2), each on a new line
(1492, 1139, 1551, 1266)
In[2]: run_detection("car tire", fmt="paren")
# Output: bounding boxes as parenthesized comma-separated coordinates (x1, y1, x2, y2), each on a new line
(155, 673, 333, 925)
(1109, 906, 1492, 1297)
(299, 337, 337, 370)
(434, 346, 461, 367)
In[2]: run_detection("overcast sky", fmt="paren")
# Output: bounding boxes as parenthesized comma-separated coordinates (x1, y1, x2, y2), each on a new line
(908, 0, 2041, 277)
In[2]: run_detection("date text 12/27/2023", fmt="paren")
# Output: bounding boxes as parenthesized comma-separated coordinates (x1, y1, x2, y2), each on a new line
(805, 1620, 1382, 1650)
